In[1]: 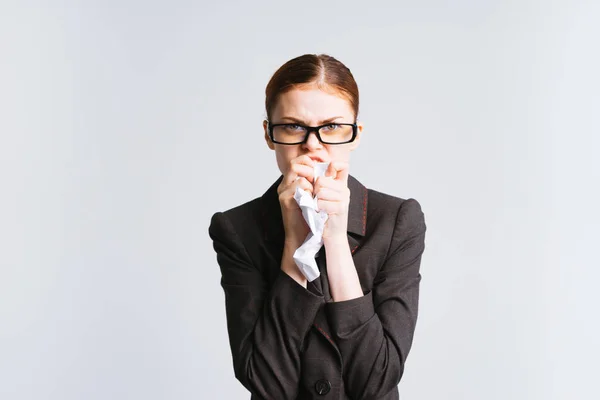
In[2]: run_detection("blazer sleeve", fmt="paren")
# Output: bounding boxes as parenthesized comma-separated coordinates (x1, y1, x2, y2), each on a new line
(208, 211, 324, 400)
(324, 198, 426, 399)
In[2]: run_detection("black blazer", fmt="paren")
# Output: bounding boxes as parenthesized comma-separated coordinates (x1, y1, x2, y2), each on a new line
(208, 174, 427, 400)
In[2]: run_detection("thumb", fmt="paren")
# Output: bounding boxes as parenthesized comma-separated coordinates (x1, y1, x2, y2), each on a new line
(325, 162, 336, 178)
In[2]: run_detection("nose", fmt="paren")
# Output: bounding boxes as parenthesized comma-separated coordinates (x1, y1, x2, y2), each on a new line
(302, 130, 322, 150)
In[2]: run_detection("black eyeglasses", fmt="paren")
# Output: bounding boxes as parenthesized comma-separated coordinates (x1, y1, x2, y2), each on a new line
(267, 121, 358, 145)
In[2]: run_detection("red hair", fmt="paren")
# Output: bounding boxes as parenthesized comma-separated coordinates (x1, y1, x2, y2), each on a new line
(265, 54, 359, 121)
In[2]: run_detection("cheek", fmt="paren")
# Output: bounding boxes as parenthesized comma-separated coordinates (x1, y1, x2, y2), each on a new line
(275, 147, 298, 173)
(327, 148, 350, 162)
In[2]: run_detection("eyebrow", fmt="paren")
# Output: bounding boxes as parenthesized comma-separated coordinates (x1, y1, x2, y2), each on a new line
(279, 116, 345, 125)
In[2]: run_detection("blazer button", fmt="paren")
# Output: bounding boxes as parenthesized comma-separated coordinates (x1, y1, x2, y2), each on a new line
(315, 379, 331, 395)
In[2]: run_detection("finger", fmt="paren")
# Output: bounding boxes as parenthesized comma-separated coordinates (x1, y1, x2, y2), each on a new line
(313, 175, 345, 195)
(316, 199, 345, 215)
(314, 187, 343, 201)
(325, 162, 336, 178)
(293, 156, 317, 183)
(283, 176, 313, 196)
(294, 176, 313, 195)
(336, 163, 349, 184)
(283, 163, 314, 187)
(290, 163, 316, 182)
(280, 177, 313, 208)
(327, 161, 349, 184)
(291, 155, 316, 168)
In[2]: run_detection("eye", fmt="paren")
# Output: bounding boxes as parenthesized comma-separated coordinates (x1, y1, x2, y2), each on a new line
(285, 124, 303, 131)
(322, 124, 340, 132)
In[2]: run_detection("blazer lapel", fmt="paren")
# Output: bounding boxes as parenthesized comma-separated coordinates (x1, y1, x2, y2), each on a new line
(346, 174, 368, 254)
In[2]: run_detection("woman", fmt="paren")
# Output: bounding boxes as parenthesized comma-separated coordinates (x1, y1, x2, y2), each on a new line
(208, 54, 427, 400)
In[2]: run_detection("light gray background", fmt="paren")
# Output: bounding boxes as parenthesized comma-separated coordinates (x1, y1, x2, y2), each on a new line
(1, 1, 599, 399)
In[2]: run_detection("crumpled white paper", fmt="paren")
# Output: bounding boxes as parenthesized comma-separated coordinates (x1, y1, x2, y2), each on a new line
(292, 162, 330, 282)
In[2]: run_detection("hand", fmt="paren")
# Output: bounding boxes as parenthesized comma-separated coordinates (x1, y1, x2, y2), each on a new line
(313, 161, 350, 242)
(277, 155, 316, 246)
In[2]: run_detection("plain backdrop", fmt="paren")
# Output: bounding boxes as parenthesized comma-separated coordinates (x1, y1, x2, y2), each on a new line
(1, 1, 599, 399)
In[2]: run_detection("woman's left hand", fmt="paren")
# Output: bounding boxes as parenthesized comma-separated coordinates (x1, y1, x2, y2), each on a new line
(314, 161, 350, 243)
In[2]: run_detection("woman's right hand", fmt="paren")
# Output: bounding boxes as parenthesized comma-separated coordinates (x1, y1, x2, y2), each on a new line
(277, 155, 316, 246)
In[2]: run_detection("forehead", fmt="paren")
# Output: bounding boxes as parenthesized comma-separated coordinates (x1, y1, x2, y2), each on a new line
(272, 87, 353, 121)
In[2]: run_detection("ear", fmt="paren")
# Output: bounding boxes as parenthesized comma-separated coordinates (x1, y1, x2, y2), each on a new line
(263, 119, 275, 150)
(348, 121, 363, 151)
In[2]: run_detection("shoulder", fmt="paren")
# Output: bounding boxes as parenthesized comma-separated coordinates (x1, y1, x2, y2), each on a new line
(365, 187, 426, 246)
(367, 187, 425, 223)
(362, 188, 427, 268)
(208, 196, 262, 241)
(211, 196, 262, 222)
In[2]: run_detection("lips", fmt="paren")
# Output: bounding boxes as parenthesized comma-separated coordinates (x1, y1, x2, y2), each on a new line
(307, 155, 327, 163)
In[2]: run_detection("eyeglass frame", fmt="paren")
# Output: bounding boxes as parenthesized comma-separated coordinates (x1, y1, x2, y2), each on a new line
(266, 121, 358, 145)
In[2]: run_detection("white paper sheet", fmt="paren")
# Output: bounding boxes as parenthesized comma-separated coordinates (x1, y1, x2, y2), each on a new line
(292, 162, 330, 282)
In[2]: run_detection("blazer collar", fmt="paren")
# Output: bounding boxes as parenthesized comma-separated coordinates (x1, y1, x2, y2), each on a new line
(260, 173, 368, 252)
